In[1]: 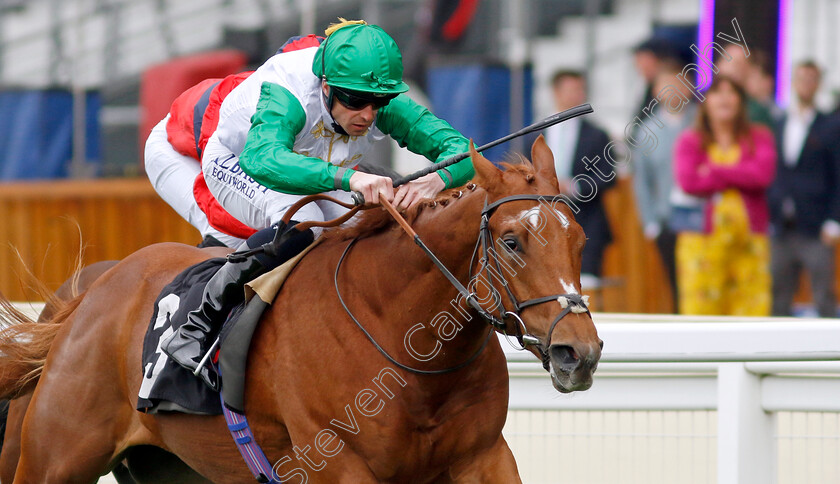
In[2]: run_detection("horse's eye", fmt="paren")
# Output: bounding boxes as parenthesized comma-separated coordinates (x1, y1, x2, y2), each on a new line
(503, 236, 521, 253)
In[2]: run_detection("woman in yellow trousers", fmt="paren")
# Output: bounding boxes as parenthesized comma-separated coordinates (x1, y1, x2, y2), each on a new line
(673, 76, 777, 315)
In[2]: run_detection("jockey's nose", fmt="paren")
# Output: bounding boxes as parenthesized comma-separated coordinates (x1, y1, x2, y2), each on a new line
(359, 104, 377, 121)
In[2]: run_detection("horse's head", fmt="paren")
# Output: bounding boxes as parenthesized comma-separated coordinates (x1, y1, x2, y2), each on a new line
(468, 136, 602, 392)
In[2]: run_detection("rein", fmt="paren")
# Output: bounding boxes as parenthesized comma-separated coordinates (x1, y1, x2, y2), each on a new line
(335, 238, 495, 375)
(218, 107, 596, 482)
(225, 194, 363, 262)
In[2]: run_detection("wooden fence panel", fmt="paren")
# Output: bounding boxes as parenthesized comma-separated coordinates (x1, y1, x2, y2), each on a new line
(0, 179, 200, 301)
(601, 177, 673, 314)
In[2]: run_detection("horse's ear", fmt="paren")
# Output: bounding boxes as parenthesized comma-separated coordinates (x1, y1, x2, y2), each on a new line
(470, 140, 502, 188)
(531, 134, 560, 190)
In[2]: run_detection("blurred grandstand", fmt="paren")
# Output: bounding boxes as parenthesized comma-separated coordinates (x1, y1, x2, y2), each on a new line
(0, 0, 691, 177)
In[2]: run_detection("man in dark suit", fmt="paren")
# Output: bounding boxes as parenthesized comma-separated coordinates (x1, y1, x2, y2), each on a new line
(540, 70, 615, 278)
(768, 60, 840, 317)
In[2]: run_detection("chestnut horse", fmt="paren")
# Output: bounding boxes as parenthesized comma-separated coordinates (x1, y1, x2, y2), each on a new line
(0, 137, 601, 483)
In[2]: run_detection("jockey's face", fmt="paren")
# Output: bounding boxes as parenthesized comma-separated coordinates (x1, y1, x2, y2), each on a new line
(323, 83, 378, 136)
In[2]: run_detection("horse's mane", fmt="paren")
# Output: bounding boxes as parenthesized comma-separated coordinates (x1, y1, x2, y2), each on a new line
(324, 156, 535, 241)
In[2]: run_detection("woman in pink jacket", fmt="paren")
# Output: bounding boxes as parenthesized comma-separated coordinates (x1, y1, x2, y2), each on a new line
(674, 75, 777, 315)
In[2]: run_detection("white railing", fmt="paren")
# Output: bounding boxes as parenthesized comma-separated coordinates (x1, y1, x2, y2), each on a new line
(502, 314, 840, 484)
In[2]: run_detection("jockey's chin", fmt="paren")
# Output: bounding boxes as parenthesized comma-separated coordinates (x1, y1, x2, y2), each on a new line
(339, 111, 375, 136)
(343, 121, 373, 136)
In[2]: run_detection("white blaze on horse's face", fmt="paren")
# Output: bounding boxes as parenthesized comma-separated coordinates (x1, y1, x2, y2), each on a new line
(512, 207, 542, 230)
(527, 207, 543, 229)
(510, 206, 569, 240)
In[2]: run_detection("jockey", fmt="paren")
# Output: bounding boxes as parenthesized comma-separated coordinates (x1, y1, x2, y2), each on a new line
(144, 35, 325, 248)
(160, 19, 474, 385)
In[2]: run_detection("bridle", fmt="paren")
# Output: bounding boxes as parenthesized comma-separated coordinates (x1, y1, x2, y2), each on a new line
(334, 191, 590, 374)
(472, 194, 591, 370)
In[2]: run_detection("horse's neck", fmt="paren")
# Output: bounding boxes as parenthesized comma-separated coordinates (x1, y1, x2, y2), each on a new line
(410, 190, 484, 275)
(357, 190, 501, 376)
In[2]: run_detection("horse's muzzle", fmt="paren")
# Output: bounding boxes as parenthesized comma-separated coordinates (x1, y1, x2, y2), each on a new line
(548, 341, 602, 393)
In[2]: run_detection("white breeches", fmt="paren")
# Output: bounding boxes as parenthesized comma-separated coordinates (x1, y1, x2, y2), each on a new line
(144, 116, 245, 248)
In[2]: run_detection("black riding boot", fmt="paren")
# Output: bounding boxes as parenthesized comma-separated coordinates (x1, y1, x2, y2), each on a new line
(161, 221, 314, 387)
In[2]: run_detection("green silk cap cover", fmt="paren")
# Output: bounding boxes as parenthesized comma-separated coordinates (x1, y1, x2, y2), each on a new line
(312, 23, 409, 96)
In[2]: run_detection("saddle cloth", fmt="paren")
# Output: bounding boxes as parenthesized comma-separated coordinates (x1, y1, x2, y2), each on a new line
(137, 240, 321, 415)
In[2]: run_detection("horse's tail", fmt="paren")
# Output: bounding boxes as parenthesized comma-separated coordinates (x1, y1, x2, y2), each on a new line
(0, 239, 93, 399)
(0, 293, 82, 399)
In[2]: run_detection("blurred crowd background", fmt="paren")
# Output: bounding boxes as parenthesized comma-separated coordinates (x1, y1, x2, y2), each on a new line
(1, 0, 839, 317)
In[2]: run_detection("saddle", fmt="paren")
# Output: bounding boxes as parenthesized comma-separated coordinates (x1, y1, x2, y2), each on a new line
(138, 193, 359, 415)
(137, 240, 321, 415)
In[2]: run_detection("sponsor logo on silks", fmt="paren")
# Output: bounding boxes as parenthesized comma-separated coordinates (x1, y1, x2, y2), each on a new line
(211, 167, 257, 199)
(216, 154, 238, 169)
(210, 155, 272, 198)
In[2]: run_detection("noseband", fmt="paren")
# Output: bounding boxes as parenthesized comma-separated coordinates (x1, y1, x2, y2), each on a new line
(473, 194, 591, 370)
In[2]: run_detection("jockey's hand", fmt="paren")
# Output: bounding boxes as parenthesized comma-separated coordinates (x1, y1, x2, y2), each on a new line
(349, 172, 394, 205)
(392, 173, 446, 211)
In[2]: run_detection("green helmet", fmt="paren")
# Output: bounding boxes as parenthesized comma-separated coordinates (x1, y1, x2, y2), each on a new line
(312, 23, 409, 96)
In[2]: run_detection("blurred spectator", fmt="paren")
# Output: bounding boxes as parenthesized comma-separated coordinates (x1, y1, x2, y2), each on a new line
(674, 76, 776, 315)
(745, 51, 783, 122)
(632, 38, 682, 124)
(542, 70, 615, 282)
(717, 44, 775, 128)
(631, 61, 699, 313)
(768, 61, 840, 317)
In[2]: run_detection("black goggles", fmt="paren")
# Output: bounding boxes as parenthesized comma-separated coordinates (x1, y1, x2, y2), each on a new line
(331, 87, 396, 110)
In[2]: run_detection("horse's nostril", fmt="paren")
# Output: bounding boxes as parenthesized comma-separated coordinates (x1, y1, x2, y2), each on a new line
(598, 340, 604, 350)
(550, 345, 580, 372)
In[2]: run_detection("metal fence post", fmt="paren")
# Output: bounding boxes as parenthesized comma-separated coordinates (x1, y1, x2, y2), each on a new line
(717, 362, 777, 484)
